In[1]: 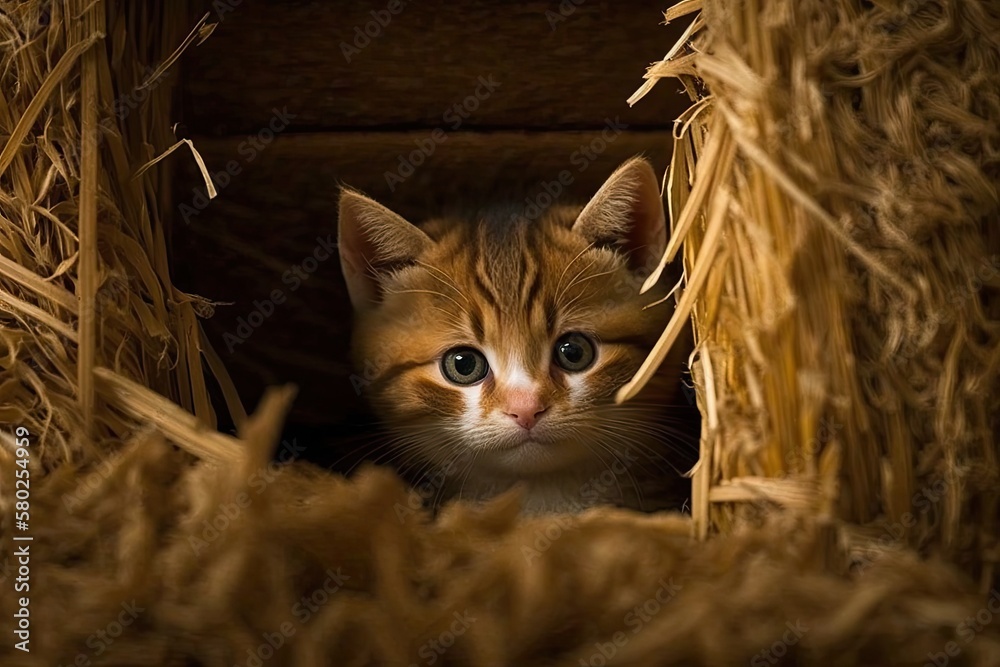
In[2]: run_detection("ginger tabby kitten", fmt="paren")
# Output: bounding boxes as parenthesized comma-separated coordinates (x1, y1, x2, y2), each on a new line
(338, 157, 694, 514)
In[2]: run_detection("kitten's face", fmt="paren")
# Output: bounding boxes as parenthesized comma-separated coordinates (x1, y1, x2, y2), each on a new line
(340, 158, 681, 486)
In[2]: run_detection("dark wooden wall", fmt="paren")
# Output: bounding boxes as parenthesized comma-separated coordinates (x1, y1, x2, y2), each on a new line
(171, 0, 691, 452)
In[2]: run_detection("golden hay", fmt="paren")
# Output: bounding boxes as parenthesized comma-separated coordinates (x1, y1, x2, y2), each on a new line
(637, 0, 1000, 580)
(0, 0, 998, 665)
(0, 1, 242, 468)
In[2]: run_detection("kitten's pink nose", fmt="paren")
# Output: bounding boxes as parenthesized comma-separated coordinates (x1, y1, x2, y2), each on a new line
(504, 394, 548, 430)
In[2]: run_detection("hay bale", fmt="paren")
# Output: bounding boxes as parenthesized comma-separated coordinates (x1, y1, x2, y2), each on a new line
(624, 0, 1000, 580)
(1, 0, 999, 665)
(0, 0, 244, 469)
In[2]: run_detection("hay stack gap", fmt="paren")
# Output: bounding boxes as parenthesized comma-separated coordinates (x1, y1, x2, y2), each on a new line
(623, 0, 1000, 582)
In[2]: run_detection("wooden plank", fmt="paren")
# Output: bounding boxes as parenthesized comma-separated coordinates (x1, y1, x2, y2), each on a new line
(172, 130, 673, 429)
(181, 0, 692, 135)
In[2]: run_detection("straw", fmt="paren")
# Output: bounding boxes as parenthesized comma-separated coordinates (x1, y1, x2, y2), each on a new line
(0, 0, 245, 469)
(622, 0, 1000, 581)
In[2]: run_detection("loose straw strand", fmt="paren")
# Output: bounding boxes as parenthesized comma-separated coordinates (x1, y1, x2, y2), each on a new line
(75, 0, 104, 441)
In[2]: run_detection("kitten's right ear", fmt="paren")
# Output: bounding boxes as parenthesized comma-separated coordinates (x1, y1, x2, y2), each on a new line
(338, 189, 433, 310)
(572, 157, 666, 274)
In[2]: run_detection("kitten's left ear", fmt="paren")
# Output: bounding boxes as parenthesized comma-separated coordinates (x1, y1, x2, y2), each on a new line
(338, 189, 433, 310)
(571, 157, 666, 273)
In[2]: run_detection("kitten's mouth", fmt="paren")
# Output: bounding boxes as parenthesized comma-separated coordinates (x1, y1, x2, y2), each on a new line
(490, 435, 541, 452)
(503, 428, 553, 448)
(478, 429, 591, 475)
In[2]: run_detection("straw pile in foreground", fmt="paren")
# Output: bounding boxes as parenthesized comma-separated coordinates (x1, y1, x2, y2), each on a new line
(1, 0, 998, 665)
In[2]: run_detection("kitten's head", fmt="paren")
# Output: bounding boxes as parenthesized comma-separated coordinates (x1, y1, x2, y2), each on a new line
(338, 158, 683, 481)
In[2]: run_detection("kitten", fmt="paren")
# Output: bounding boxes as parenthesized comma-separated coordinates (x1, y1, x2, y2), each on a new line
(337, 157, 695, 514)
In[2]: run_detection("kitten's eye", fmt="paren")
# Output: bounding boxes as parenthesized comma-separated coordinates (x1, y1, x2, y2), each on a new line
(441, 347, 490, 385)
(554, 333, 595, 372)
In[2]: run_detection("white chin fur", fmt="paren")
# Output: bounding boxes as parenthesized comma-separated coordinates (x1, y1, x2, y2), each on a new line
(444, 458, 625, 514)
(482, 439, 586, 475)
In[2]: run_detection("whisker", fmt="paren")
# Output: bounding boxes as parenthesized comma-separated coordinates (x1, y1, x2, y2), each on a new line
(578, 439, 631, 507)
(554, 242, 595, 299)
(555, 258, 598, 305)
(414, 260, 473, 307)
(453, 449, 482, 506)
